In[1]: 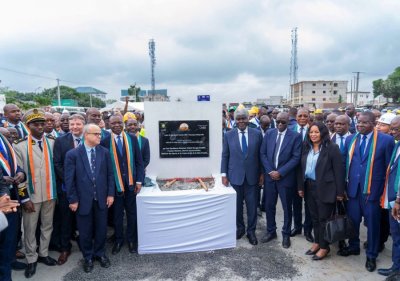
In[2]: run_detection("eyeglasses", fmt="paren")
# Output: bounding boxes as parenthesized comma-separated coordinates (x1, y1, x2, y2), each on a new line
(87, 132, 102, 137)
(276, 120, 287, 125)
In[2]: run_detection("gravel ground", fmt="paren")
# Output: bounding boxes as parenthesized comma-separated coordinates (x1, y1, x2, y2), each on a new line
(63, 240, 298, 281)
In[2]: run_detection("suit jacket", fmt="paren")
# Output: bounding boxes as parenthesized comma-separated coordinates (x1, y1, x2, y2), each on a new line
(139, 136, 150, 169)
(297, 143, 345, 203)
(64, 145, 115, 215)
(260, 128, 302, 188)
(221, 127, 263, 186)
(14, 135, 55, 203)
(100, 133, 144, 189)
(0, 136, 26, 201)
(344, 132, 394, 201)
(387, 142, 400, 202)
(53, 133, 76, 192)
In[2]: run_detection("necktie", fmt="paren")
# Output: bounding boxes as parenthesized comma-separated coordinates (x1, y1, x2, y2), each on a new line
(37, 140, 43, 152)
(300, 127, 305, 140)
(117, 136, 123, 155)
(340, 136, 345, 153)
(241, 131, 247, 156)
(273, 133, 282, 168)
(75, 138, 81, 147)
(14, 124, 22, 139)
(90, 148, 96, 175)
(359, 135, 367, 158)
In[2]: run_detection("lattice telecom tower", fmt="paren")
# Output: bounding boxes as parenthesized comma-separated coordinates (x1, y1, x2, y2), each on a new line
(289, 28, 298, 101)
(148, 39, 156, 97)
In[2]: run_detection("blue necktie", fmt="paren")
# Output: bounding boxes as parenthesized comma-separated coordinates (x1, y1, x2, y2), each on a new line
(241, 131, 247, 156)
(117, 136, 123, 155)
(359, 135, 367, 158)
(90, 148, 96, 175)
(300, 127, 305, 140)
(340, 136, 345, 153)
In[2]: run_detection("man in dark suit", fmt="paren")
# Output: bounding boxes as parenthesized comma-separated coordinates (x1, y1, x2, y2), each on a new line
(346, 105, 357, 134)
(379, 116, 400, 278)
(290, 108, 313, 243)
(86, 108, 110, 140)
(260, 112, 302, 248)
(221, 108, 263, 245)
(101, 115, 144, 255)
(52, 114, 85, 265)
(341, 111, 394, 272)
(0, 132, 27, 280)
(65, 124, 115, 273)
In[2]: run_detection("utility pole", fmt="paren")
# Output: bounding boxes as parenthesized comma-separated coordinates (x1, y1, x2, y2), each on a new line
(148, 39, 156, 101)
(352, 71, 363, 107)
(56, 78, 61, 106)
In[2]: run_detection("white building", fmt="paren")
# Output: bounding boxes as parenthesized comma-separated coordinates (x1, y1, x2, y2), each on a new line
(346, 91, 372, 106)
(75, 87, 108, 101)
(256, 96, 284, 106)
(290, 80, 348, 107)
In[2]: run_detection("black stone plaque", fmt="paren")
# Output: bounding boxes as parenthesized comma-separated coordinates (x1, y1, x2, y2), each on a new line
(159, 120, 209, 158)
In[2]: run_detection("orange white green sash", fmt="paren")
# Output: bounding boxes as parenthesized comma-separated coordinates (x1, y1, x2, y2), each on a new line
(26, 135, 57, 200)
(346, 129, 378, 195)
(0, 134, 17, 176)
(110, 132, 134, 192)
(381, 142, 400, 208)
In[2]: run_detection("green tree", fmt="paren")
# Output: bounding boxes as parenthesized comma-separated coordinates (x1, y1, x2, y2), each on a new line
(338, 95, 343, 104)
(372, 67, 400, 102)
(42, 86, 105, 108)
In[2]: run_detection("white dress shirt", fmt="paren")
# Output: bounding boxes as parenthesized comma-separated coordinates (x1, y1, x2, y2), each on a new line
(274, 129, 287, 168)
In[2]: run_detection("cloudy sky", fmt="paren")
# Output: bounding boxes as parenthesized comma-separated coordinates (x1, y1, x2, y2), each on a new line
(0, 0, 399, 102)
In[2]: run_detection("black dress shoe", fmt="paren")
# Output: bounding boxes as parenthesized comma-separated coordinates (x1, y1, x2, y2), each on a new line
(112, 242, 123, 255)
(95, 256, 111, 268)
(337, 247, 360, 257)
(247, 233, 258, 245)
(386, 272, 400, 281)
(304, 232, 314, 243)
(365, 257, 376, 272)
(312, 247, 330, 261)
(236, 229, 245, 240)
(37, 256, 57, 266)
(24, 262, 37, 278)
(11, 260, 27, 271)
(261, 232, 277, 243)
(83, 259, 94, 273)
(290, 228, 302, 237)
(282, 236, 291, 249)
(338, 240, 348, 250)
(128, 242, 138, 253)
(378, 267, 400, 277)
(305, 248, 320, 255)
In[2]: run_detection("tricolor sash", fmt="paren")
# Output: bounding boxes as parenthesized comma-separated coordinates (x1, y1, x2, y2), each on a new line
(381, 142, 400, 208)
(110, 132, 135, 192)
(26, 135, 57, 200)
(346, 129, 378, 195)
(0, 134, 17, 176)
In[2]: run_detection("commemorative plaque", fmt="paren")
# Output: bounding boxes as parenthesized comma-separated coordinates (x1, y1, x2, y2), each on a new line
(159, 120, 209, 158)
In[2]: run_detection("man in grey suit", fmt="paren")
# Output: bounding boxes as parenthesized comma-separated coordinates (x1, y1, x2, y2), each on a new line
(221, 108, 263, 245)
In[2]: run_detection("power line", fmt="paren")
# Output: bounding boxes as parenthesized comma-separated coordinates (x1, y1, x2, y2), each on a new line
(0, 66, 87, 85)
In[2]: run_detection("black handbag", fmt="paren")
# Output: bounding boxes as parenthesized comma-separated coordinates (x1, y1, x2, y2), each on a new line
(324, 201, 356, 244)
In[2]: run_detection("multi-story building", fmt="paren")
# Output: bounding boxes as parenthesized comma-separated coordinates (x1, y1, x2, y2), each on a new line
(346, 91, 372, 106)
(120, 89, 169, 102)
(75, 87, 108, 101)
(290, 80, 348, 107)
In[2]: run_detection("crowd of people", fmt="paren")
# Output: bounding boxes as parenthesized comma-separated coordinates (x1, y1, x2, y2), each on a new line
(222, 104, 400, 281)
(2, 101, 400, 281)
(0, 103, 149, 280)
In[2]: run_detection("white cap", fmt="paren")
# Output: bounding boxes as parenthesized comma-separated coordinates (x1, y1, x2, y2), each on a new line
(378, 113, 396, 125)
